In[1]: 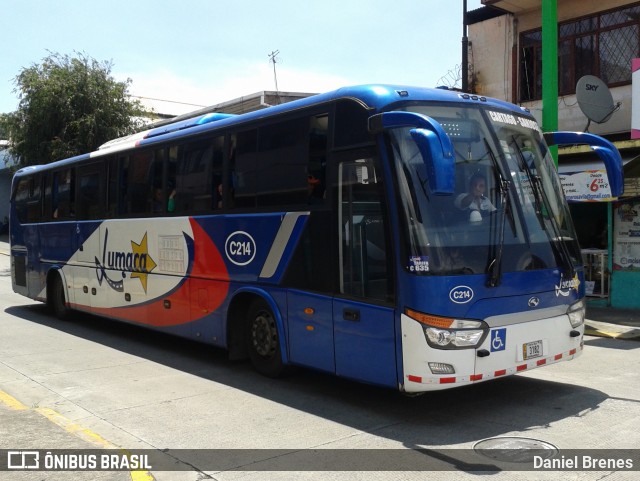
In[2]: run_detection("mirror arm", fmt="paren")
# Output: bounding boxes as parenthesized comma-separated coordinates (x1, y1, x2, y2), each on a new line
(544, 131, 624, 197)
(369, 111, 456, 195)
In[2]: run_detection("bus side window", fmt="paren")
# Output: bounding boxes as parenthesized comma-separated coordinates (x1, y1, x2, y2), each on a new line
(211, 136, 224, 210)
(308, 114, 328, 206)
(42, 174, 52, 220)
(52, 168, 75, 219)
(77, 164, 104, 220)
(13, 178, 30, 224)
(174, 137, 223, 214)
(128, 151, 152, 216)
(167, 145, 178, 213)
(256, 118, 309, 207)
(149, 148, 166, 215)
(229, 130, 258, 209)
(118, 156, 130, 217)
(106, 157, 118, 218)
(334, 100, 372, 148)
(26, 175, 42, 223)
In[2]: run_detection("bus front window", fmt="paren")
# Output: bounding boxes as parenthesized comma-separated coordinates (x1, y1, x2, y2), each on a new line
(388, 103, 581, 278)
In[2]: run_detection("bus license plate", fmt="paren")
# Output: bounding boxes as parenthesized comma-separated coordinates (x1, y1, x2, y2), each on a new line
(523, 340, 543, 360)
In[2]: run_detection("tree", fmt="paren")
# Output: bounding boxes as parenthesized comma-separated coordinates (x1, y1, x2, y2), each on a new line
(0, 51, 149, 166)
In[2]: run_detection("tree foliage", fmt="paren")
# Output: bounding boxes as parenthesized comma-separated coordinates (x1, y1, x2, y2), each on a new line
(0, 52, 149, 166)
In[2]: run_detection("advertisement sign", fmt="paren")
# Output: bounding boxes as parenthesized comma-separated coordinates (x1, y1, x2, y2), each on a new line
(559, 170, 613, 202)
(614, 200, 640, 271)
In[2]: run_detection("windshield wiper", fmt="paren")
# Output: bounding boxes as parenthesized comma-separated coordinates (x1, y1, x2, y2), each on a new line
(483, 139, 511, 287)
(512, 137, 547, 230)
(510, 136, 576, 278)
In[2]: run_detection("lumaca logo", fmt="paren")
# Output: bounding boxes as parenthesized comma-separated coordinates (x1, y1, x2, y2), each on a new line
(555, 273, 580, 297)
(95, 230, 157, 293)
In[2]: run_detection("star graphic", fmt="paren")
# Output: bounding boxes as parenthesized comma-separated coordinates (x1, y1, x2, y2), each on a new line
(572, 273, 581, 293)
(130, 233, 157, 293)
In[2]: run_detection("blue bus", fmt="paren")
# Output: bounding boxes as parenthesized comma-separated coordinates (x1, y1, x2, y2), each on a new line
(9, 85, 623, 393)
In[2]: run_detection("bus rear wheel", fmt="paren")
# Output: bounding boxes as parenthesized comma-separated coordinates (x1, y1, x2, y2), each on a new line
(246, 299, 285, 378)
(48, 273, 71, 320)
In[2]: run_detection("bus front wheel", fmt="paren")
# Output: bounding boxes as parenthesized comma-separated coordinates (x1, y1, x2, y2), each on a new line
(246, 299, 285, 378)
(48, 273, 71, 320)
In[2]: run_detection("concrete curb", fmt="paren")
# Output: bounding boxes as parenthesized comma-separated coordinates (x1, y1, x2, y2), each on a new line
(585, 319, 640, 340)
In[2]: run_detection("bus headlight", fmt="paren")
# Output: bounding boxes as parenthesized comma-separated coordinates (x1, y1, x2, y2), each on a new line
(567, 299, 585, 328)
(405, 308, 488, 349)
(425, 326, 486, 348)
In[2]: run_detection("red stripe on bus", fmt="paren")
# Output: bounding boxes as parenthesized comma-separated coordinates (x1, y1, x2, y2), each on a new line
(439, 377, 456, 384)
(494, 369, 507, 377)
(536, 359, 547, 366)
(470, 374, 483, 381)
(407, 375, 422, 383)
(554, 354, 563, 361)
(517, 364, 527, 372)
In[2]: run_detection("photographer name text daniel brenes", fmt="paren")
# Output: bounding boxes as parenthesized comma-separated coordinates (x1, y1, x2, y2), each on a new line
(534, 455, 634, 470)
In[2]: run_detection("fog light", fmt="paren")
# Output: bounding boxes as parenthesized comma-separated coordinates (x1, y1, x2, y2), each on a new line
(429, 362, 455, 375)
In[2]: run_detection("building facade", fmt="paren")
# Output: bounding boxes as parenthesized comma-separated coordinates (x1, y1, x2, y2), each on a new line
(468, 0, 640, 307)
(0, 141, 16, 232)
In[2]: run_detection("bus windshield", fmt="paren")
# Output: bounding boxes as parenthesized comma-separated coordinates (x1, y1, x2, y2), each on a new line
(388, 103, 581, 277)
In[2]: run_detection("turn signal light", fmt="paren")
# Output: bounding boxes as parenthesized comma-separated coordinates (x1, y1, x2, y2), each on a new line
(405, 308, 453, 328)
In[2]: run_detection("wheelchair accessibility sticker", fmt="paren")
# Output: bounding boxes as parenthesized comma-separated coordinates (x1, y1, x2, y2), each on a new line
(491, 328, 507, 352)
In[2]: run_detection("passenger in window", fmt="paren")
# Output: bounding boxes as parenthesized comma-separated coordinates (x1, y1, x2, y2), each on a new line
(307, 172, 325, 205)
(454, 173, 496, 222)
(153, 187, 176, 213)
(167, 188, 176, 213)
(216, 183, 223, 209)
(153, 188, 164, 213)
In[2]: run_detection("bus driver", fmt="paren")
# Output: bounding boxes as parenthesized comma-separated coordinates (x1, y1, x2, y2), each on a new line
(454, 173, 496, 222)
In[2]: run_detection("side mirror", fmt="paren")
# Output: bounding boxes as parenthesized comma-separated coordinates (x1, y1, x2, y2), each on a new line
(369, 111, 455, 195)
(544, 131, 624, 197)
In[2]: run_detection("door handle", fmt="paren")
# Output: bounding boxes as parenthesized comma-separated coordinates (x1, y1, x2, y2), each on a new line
(343, 308, 360, 322)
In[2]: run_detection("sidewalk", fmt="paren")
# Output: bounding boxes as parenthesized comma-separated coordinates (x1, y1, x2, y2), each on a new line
(585, 305, 640, 340)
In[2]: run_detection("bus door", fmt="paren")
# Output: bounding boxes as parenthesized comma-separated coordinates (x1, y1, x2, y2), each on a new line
(333, 157, 397, 388)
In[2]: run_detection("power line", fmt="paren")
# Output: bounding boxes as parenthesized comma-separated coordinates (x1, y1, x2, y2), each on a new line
(128, 95, 206, 108)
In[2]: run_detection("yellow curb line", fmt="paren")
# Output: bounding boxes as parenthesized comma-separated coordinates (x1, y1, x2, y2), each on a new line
(0, 390, 27, 410)
(0, 390, 155, 481)
(585, 326, 640, 339)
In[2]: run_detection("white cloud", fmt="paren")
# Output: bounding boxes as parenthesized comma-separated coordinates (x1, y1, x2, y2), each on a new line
(118, 63, 350, 117)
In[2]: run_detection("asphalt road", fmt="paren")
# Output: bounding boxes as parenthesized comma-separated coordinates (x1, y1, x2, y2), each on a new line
(0, 246, 639, 481)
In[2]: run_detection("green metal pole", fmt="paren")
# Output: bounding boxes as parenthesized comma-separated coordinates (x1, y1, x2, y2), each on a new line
(607, 202, 613, 305)
(542, 0, 558, 166)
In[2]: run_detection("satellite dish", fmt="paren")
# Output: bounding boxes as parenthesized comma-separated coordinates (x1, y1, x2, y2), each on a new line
(576, 75, 620, 131)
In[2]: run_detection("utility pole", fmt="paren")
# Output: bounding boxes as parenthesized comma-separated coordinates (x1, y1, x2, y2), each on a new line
(462, 0, 469, 92)
(542, 0, 558, 166)
(268, 50, 280, 93)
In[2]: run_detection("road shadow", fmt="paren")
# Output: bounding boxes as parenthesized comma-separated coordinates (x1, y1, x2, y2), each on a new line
(5, 303, 611, 450)
(583, 335, 640, 350)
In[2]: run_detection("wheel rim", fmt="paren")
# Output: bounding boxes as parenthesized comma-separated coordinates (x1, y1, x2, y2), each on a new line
(251, 310, 277, 358)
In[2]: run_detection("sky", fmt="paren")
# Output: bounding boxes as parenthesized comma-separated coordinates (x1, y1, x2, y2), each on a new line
(1, 0, 484, 115)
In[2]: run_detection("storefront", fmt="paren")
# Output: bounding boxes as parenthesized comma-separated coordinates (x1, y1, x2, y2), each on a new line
(560, 144, 640, 308)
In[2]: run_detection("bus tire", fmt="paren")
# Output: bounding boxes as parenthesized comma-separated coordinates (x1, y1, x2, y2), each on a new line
(246, 298, 285, 378)
(48, 273, 71, 320)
